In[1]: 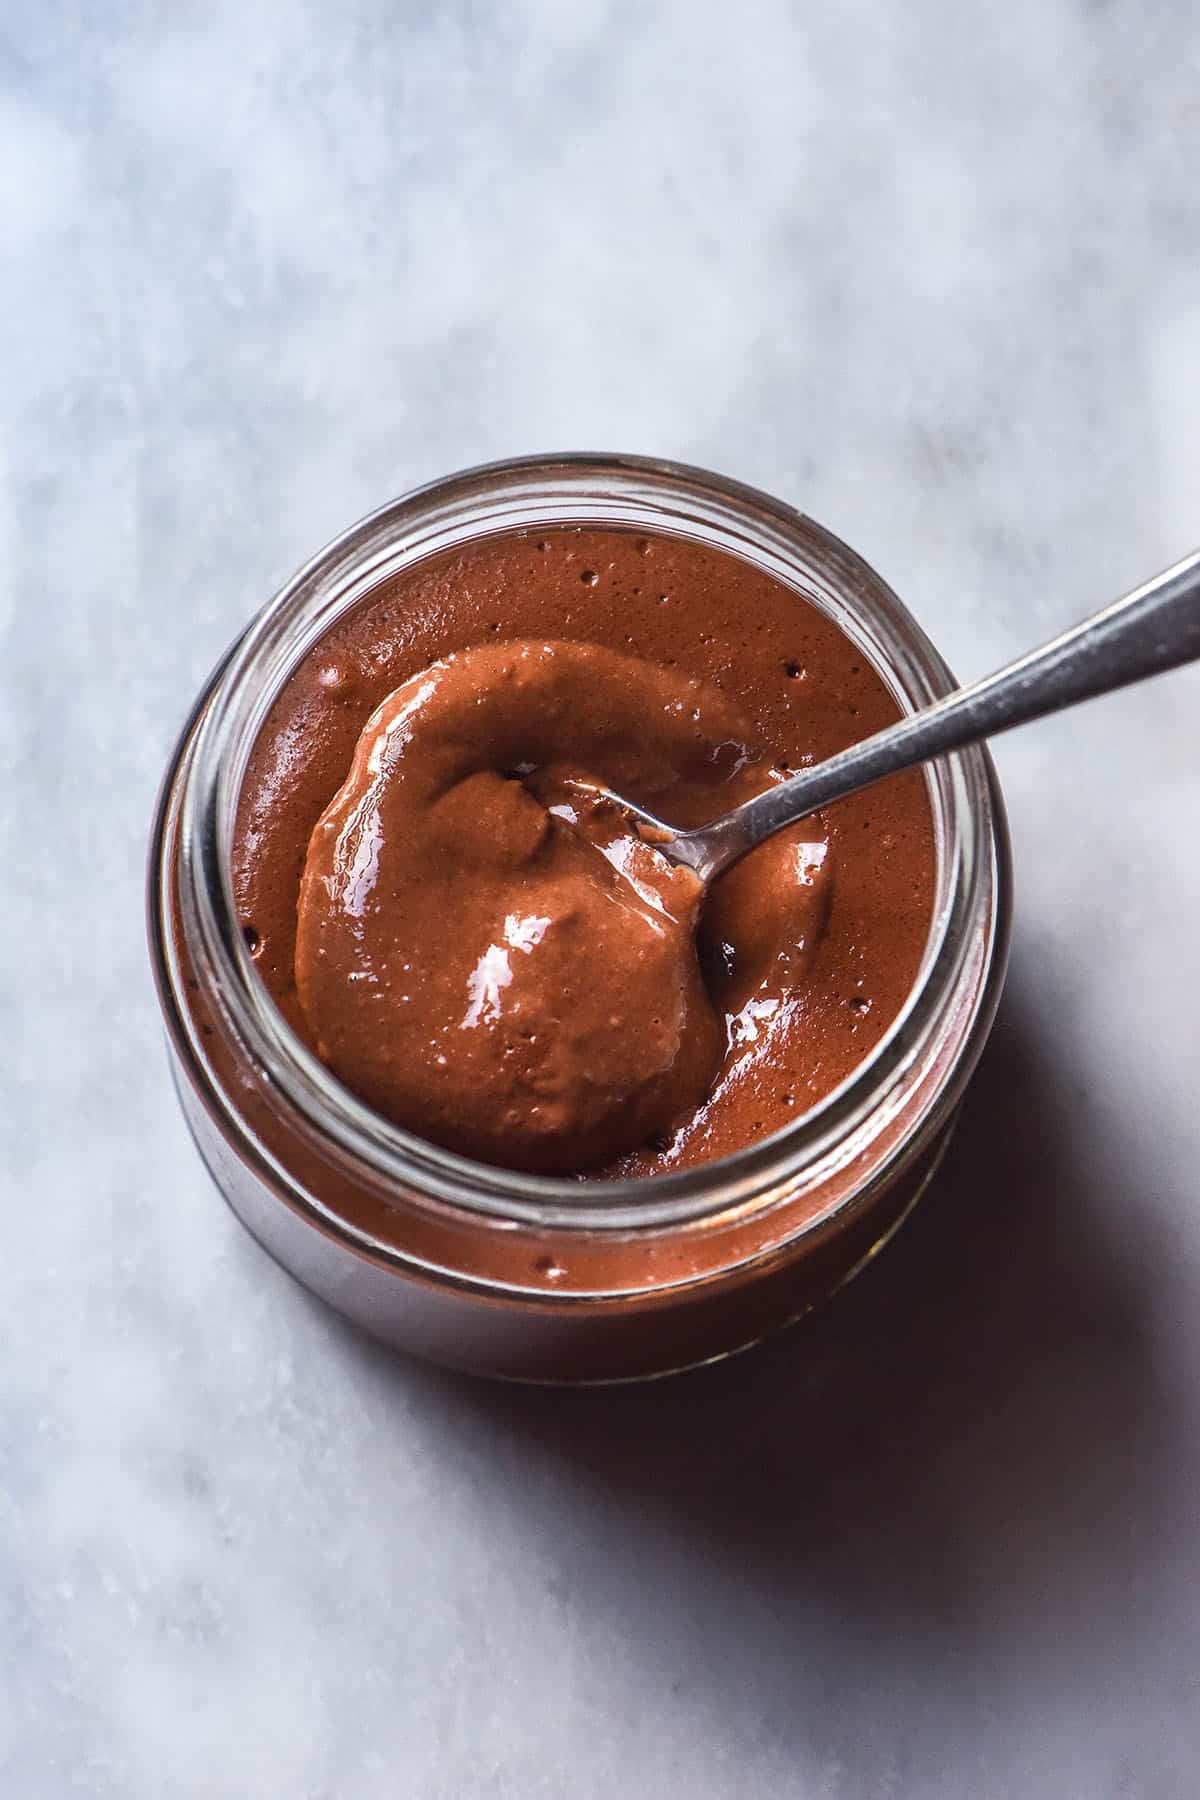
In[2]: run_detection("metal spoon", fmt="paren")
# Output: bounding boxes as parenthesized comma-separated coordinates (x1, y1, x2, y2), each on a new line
(578, 549, 1200, 886)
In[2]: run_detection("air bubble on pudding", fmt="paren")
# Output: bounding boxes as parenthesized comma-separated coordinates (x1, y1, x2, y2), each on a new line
(784, 661, 804, 679)
(242, 924, 262, 956)
(580, 568, 599, 586)
(658, 593, 670, 604)
(536, 540, 550, 553)
(848, 995, 872, 1014)
(534, 1254, 566, 1281)
(649, 1132, 673, 1154)
(780, 1092, 794, 1106)
(636, 537, 651, 556)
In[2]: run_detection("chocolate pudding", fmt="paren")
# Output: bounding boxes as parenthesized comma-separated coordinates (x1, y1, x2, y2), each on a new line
(233, 526, 935, 1177)
(153, 457, 1011, 1381)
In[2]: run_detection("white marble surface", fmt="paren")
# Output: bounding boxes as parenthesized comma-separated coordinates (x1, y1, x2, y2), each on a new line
(4, 1, 1200, 1793)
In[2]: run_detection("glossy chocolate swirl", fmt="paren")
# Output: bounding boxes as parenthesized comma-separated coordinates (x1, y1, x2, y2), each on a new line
(295, 639, 832, 1173)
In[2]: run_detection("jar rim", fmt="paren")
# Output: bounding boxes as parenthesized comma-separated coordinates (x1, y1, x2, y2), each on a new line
(163, 452, 1004, 1235)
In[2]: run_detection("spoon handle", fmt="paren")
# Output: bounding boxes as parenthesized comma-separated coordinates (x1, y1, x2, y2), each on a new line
(697, 547, 1200, 882)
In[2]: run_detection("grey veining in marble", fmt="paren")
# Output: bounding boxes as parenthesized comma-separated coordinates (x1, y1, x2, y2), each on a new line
(3, 2, 1200, 1795)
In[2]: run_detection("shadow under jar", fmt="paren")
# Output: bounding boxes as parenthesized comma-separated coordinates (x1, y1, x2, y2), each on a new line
(148, 454, 1011, 1384)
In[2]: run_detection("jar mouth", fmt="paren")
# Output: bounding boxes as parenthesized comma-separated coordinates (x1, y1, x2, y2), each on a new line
(168, 452, 1001, 1235)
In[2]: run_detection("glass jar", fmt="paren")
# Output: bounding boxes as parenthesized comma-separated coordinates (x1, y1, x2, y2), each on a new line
(147, 454, 1011, 1383)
